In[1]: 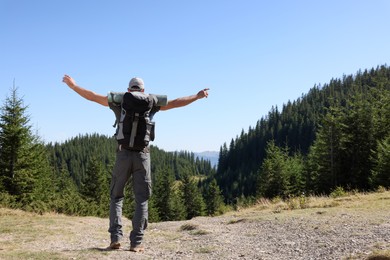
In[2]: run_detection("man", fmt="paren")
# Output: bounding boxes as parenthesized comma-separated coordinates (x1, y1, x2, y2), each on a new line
(62, 74, 209, 252)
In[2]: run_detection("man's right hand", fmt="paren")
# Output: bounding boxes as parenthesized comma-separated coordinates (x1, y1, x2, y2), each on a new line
(62, 74, 76, 89)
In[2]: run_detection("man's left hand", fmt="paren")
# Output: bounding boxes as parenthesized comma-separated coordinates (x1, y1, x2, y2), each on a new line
(197, 88, 210, 99)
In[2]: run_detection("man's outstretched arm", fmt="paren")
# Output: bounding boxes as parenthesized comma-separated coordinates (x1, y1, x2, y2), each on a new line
(62, 74, 108, 107)
(160, 88, 209, 111)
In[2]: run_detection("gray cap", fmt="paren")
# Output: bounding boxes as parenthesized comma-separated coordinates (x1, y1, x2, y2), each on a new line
(128, 77, 145, 90)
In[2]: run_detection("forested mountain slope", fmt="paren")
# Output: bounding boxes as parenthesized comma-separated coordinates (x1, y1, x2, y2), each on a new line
(46, 134, 215, 187)
(216, 65, 390, 203)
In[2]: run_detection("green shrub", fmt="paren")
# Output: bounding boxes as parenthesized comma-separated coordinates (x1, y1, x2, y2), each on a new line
(0, 193, 18, 208)
(299, 195, 310, 209)
(286, 197, 299, 210)
(330, 186, 347, 198)
(377, 185, 387, 193)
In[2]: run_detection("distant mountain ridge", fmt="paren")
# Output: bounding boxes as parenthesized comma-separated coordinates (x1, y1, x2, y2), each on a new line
(195, 151, 219, 168)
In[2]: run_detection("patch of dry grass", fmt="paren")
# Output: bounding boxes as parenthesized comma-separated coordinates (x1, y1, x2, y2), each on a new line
(246, 190, 390, 214)
(345, 249, 390, 260)
(222, 190, 390, 226)
(0, 208, 110, 259)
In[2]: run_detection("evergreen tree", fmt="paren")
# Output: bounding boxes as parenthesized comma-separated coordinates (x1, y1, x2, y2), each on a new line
(169, 185, 186, 221)
(27, 141, 56, 212)
(340, 94, 376, 190)
(51, 160, 90, 215)
(285, 153, 305, 197)
(147, 194, 160, 223)
(122, 180, 135, 220)
(0, 85, 52, 208)
(369, 87, 390, 189)
(306, 107, 344, 194)
(204, 178, 223, 216)
(152, 166, 175, 221)
(80, 157, 109, 216)
(181, 173, 205, 219)
(152, 170, 169, 221)
(256, 140, 305, 198)
(370, 135, 390, 188)
(257, 140, 289, 198)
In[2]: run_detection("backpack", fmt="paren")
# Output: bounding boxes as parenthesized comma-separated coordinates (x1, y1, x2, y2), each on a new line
(115, 92, 155, 150)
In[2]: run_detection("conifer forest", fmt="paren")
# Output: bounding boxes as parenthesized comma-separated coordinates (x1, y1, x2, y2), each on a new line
(1, 65, 389, 221)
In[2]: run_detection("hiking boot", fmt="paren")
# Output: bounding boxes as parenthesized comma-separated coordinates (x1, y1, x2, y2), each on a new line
(130, 244, 145, 252)
(107, 242, 121, 250)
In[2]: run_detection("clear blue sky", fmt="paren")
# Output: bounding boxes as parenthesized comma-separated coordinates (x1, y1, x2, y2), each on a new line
(1, 0, 389, 152)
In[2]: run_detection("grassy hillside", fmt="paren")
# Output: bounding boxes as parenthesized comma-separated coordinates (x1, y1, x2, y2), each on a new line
(1, 191, 389, 260)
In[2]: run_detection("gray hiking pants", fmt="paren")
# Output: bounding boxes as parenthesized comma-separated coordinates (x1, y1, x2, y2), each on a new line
(108, 148, 152, 247)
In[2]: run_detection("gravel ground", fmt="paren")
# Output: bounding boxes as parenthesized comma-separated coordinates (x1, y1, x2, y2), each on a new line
(131, 209, 390, 260)
(1, 193, 389, 260)
(93, 198, 390, 260)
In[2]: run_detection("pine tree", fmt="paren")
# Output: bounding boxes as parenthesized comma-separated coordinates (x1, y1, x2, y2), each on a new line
(306, 107, 344, 194)
(27, 141, 56, 211)
(81, 157, 108, 204)
(285, 153, 305, 197)
(147, 194, 160, 223)
(0, 85, 52, 208)
(152, 166, 175, 221)
(51, 160, 89, 215)
(181, 173, 205, 219)
(257, 140, 289, 198)
(169, 186, 186, 221)
(370, 135, 390, 188)
(369, 87, 390, 189)
(340, 94, 376, 190)
(204, 178, 223, 216)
